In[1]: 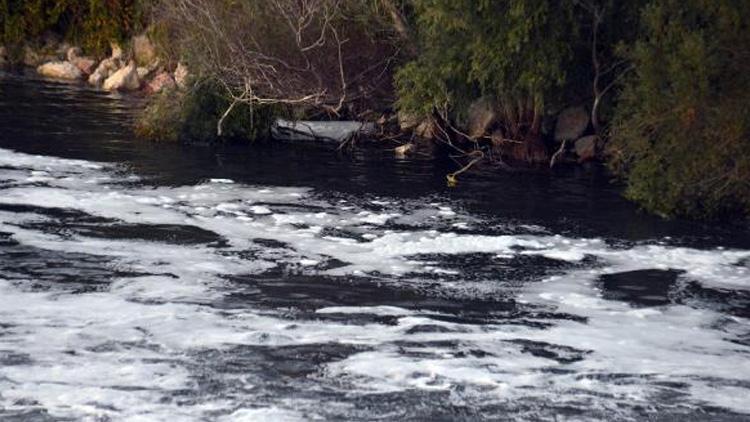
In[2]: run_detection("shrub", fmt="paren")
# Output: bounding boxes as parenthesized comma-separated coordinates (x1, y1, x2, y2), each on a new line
(0, 0, 146, 55)
(609, 0, 750, 219)
(135, 80, 279, 143)
(154, 0, 401, 118)
(396, 0, 576, 146)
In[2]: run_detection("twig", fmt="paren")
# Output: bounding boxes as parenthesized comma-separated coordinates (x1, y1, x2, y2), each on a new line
(550, 139, 568, 168)
(447, 151, 484, 186)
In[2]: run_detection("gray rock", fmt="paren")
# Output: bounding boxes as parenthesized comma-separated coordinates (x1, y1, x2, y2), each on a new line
(66, 46, 82, 62)
(555, 106, 589, 142)
(397, 110, 421, 131)
(575, 135, 598, 161)
(103, 62, 140, 91)
(73, 57, 97, 75)
(174, 62, 189, 89)
(146, 72, 176, 94)
(110, 42, 124, 60)
(414, 119, 437, 140)
(88, 71, 106, 86)
(37, 61, 83, 80)
(394, 143, 414, 158)
(136, 66, 150, 80)
(88, 58, 119, 86)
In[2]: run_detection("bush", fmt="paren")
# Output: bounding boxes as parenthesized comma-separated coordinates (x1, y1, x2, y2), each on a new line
(395, 0, 576, 143)
(154, 0, 401, 118)
(609, 0, 750, 219)
(135, 80, 279, 143)
(0, 0, 146, 55)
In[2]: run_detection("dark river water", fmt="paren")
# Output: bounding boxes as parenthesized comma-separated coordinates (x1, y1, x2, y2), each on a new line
(1, 71, 749, 421)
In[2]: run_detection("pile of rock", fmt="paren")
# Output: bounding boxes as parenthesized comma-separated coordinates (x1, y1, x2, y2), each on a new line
(394, 97, 602, 164)
(29, 34, 185, 95)
(553, 106, 599, 163)
(396, 110, 437, 141)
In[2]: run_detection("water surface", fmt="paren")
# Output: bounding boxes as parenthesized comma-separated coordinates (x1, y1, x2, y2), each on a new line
(1, 71, 749, 421)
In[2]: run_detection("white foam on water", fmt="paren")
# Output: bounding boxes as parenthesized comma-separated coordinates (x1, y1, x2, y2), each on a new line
(316, 305, 417, 317)
(0, 147, 749, 419)
(218, 407, 306, 422)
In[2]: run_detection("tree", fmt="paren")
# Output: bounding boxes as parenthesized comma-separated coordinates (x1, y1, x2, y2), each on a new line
(571, 0, 643, 137)
(395, 0, 577, 162)
(609, 0, 750, 219)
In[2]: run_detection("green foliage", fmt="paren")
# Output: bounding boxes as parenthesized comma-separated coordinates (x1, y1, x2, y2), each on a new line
(0, 0, 146, 54)
(396, 0, 576, 124)
(135, 80, 279, 144)
(134, 89, 183, 142)
(610, 0, 750, 219)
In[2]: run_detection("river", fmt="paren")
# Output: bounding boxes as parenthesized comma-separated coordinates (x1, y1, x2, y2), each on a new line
(1, 71, 749, 421)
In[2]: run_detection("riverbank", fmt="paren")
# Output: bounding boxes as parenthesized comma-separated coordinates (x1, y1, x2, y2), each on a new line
(1, 71, 747, 243)
(0, 36, 603, 169)
(2, 1, 749, 221)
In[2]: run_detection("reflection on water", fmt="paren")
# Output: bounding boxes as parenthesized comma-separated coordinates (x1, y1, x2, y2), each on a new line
(0, 71, 749, 421)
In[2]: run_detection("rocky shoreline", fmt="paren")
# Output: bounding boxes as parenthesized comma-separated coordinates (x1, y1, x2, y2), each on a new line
(1, 34, 601, 167)
(0, 34, 184, 98)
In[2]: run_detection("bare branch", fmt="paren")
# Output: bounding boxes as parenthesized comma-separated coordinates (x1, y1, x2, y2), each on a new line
(157, 0, 401, 118)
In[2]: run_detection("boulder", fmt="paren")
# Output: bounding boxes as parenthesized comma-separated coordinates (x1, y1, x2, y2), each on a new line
(174, 62, 189, 89)
(467, 98, 497, 139)
(394, 143, 414, 158)
(88, 58, 119, 86)
(146, 57, 161, 73)
(110, 42, 124, 60)
(66, 46, 82, 62)
(88, 70, 106, 86)
(397, 110, 420, 131)
(73, 57, 97, 75)
(36, 61, 83, 80)
(136, 66, 151, 80)
(146, 72, 176, 94)
(574, 135, 598, 161)
(103, 62, 140, 91)
(397, 111, 437, 139)
(133, 34, 157, 66)
(414, 119, 437, 140)
(555, 106, 589, 142)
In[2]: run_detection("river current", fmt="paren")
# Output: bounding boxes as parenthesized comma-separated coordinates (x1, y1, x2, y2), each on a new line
(1, 72, 749, 421)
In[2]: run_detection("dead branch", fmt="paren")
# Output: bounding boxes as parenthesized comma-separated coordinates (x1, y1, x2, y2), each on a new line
(549, 139, 568, 168)
(158, 0, 401, 118)
(447, 150, 484, 186)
